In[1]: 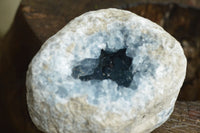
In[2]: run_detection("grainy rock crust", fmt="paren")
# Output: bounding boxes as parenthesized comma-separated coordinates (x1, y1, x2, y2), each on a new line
(26, 8, 187, 133)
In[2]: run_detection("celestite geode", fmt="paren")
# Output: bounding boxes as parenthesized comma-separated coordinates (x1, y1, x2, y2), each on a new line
(26, 8, 187, 133)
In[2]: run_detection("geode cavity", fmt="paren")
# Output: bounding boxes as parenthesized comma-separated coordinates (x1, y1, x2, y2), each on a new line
(72, 48, 133, 87)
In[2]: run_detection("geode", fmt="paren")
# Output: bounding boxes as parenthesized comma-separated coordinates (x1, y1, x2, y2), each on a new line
(26, 8, 187, 133)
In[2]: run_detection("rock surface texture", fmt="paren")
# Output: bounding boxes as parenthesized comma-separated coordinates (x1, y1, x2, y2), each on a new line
(26, 8, 187, 133)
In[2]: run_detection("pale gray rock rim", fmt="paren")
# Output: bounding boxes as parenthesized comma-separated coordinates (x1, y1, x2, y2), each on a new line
(26, 8, 187, 133)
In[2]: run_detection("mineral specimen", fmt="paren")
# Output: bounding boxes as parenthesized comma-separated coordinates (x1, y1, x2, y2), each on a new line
(26, 8, 187, 133)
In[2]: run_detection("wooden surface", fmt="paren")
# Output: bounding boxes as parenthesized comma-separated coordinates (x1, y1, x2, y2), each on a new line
(21, 0, 200, 43)
(0, 0, 200, 132)
(154, 101, 200, 133)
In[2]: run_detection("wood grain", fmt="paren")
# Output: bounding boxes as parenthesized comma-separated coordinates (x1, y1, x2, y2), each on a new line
(21, 0, 200, 43)
(153, 101, 200, 133)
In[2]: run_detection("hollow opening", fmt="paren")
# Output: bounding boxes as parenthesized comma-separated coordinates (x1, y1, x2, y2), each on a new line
(72, 48, 133, 87)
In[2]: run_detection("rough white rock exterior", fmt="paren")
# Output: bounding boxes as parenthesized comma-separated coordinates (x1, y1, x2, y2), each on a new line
(26, 8, 187, 133)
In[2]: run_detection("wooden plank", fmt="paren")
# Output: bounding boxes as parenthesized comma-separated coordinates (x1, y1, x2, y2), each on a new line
(21, 0, 200, 43)
(153, 101, 200, 133)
